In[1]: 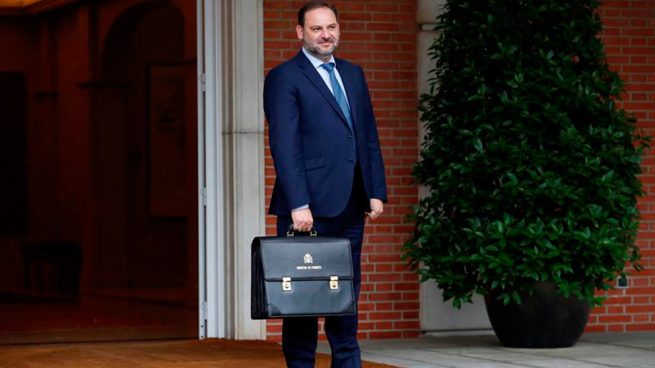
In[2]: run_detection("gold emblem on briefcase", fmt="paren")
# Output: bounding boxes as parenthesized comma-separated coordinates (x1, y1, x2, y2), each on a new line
(296, 253, 323, 270)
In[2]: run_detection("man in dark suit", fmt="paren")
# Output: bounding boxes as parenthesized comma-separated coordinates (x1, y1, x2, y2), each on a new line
(263, 1, 388, 367)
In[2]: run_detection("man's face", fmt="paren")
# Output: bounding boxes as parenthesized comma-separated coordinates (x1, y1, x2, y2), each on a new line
(296, 7, 340, 62)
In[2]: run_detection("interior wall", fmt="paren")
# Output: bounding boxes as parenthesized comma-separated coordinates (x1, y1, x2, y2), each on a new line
(0, 0, 197, 298)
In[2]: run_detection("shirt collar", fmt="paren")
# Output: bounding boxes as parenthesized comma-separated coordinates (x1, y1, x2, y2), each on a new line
(301, 47, 335, 69)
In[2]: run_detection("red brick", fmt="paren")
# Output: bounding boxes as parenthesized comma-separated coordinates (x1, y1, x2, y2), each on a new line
(395, 302, 420, 310)
(627, 323, 655, 331)
(403, 311, 419, 320)
(394, 321, 420, 330)
(608, 324, 626, 332)
(626, 305, 655, 313)
(372, 321, 392, 330)
(368, 312, 402, 321)
(585, 324, 607, 333)
(599, 315, 632, 323)
(635, 314, 650, 322)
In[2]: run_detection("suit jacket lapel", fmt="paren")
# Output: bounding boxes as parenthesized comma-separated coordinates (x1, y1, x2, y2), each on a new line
(295, 52, 353, 131)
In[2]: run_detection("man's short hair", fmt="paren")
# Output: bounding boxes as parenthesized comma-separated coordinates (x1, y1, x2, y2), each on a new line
(298, 0, 339, 27)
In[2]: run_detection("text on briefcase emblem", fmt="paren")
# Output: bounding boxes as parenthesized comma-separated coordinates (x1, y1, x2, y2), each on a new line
(297, 253, 322, 270)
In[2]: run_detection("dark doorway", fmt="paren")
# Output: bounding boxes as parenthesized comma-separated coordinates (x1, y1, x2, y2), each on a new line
(0, 0, 198, 343)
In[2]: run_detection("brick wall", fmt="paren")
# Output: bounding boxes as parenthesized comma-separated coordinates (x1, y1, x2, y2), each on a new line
(263, 0, 655, 340)
(263, 0, 420, 341)
(589, 0, 655, 333)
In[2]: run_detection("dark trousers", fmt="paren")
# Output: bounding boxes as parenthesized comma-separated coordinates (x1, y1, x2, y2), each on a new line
(276, 175, 367, 368)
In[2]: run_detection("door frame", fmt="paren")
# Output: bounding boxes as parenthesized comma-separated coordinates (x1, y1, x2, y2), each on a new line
(197, 0, 226, 339)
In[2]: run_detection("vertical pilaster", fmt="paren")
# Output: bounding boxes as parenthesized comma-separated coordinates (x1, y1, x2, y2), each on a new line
(220, 0, 266, 340)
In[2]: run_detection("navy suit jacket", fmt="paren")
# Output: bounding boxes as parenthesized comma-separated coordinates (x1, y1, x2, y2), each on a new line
(264, 51, 387, 218)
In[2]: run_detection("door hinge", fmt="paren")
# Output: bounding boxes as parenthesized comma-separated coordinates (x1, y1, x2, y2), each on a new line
(200, 73, 206, 92)
(202, 187, 207, 206)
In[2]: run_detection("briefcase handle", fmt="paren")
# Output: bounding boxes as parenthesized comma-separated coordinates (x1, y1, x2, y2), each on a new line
(286, 224, 318, 237)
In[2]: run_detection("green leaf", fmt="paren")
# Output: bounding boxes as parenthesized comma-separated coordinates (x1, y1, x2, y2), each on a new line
(473, 138, 484, 152)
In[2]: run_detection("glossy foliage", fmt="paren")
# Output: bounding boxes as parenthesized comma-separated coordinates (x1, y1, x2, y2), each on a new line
(405, 0, 649, 308)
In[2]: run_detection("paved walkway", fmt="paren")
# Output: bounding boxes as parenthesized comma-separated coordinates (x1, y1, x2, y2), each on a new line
(321, 332, 655, 368)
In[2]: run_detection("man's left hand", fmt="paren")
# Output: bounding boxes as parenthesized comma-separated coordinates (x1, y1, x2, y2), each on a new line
(367, 198, 384, 220)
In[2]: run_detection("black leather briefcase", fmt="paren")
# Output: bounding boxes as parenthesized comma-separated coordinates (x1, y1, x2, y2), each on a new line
(251, 232, 356, 319)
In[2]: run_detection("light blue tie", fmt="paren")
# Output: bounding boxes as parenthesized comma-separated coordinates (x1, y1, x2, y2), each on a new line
(321, 62, 352, 128)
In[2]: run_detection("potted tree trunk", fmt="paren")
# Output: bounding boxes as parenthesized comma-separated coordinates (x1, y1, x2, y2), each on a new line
(405, 0, 649, 348)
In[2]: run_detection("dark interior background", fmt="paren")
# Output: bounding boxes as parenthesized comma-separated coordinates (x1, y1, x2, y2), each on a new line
(0, 0, 198, 343)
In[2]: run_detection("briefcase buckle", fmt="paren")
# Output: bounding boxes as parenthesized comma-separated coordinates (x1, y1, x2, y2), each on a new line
(282, 277, 292, 291)
(330, 276, 339, 290)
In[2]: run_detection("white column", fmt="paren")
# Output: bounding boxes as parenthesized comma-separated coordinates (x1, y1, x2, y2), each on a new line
(200, 0, 265, 340)
(220, 0, 266, 340)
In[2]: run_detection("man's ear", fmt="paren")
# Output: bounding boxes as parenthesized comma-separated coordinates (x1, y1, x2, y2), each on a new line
(296, 25, 304, 40)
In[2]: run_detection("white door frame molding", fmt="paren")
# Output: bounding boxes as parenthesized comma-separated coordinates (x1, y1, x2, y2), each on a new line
(198, 0, 266, 340)
(198, 0, 227, 339)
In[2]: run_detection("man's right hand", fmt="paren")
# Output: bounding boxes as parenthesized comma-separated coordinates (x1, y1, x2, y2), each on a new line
(291, 208, 314, 232)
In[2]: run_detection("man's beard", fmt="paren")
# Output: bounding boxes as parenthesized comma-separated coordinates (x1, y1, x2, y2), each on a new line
(304, 39, 338, 59)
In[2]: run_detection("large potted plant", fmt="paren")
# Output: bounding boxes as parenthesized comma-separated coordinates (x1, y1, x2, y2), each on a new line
(405, 0, 649, 348)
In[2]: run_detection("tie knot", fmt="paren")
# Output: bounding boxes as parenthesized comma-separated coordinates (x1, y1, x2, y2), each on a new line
(321, 62, 335, 73)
